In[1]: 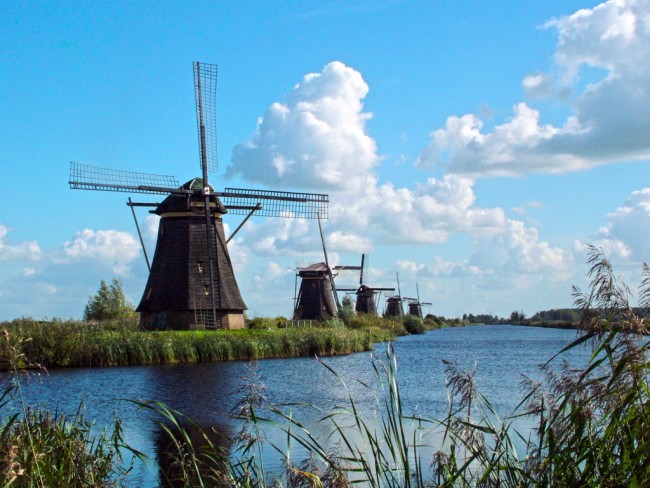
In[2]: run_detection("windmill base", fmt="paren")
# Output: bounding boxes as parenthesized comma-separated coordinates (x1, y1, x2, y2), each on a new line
(140, 310, 246, 330)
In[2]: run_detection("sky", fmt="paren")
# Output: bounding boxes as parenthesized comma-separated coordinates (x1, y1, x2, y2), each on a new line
(2, 0, 650, 321)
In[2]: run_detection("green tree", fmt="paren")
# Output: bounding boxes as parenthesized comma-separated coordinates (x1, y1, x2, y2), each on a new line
(338, 295, 355, 325)
(83, 278, 135, 321)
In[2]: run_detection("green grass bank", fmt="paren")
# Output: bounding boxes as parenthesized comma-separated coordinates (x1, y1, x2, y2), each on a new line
(0, 317, 405, 370)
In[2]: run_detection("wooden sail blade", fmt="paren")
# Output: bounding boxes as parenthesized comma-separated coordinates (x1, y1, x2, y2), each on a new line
(193, 62, 218, 175)
(221, 187, 329, 219)
(69, 162, 180, 195)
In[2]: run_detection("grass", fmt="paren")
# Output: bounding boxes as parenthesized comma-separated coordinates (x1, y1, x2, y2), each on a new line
(0, 319, 397, 370)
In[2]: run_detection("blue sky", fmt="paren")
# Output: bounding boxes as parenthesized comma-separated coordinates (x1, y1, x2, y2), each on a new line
(2, 0, 650, 320)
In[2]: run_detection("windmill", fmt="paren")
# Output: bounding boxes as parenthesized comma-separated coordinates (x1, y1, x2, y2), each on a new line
(69, 62, 329, 330)
(292, 216, 359, 320)
(406, 283, 432, 319)
(337, 255, 394, 316)
(384, 272, 406, 318)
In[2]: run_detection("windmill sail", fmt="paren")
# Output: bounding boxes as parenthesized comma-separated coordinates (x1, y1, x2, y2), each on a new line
(69, 61, 330, 331)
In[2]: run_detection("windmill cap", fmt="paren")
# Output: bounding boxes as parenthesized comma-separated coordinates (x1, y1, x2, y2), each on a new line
(153, 178, 227, 215)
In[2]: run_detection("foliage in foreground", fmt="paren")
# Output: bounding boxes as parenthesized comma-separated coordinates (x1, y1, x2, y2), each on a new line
(0, 341, 133, 487)
(142, 246, 650, 486)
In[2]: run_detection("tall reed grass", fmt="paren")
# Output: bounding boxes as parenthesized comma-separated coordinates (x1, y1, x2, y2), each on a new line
(0, 332, 135, 487)
(0, 320, 394, 370)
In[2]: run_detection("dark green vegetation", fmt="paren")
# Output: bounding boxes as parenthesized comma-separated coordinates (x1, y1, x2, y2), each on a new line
(0, 281, 447, 370)
(2, 247, 648, 485)
(83, 278, 137, 322)
(0, 318, 400, 370)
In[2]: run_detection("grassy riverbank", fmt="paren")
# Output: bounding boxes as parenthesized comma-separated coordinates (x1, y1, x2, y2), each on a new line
(0, 317, 403, 370)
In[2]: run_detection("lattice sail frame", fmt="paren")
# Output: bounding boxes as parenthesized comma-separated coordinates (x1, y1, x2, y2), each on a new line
(69, 163, 329, 219)
(193, 62, 218, 175)
(69, 162, 179, 194)
(222, 188, 328, 219)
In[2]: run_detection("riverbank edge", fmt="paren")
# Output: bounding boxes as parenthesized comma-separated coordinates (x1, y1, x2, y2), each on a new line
(0, 323, 403, 371)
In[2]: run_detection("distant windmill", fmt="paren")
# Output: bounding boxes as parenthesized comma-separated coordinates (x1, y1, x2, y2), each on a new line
(69, 62, 329, 330)
(384, 272, 406, 318)
(406, 283, 432, 319)
(338, 254, 394, 316)
(292, 216, 359, 320)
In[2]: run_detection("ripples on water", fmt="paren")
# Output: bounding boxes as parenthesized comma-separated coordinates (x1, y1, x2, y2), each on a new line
(7, 325, 590, 485)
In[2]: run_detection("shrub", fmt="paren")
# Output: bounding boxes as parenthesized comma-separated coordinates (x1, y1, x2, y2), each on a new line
(83, 278, 136, 322)
(338, 295, 355, 325)
(403, 314, 425, 334)
(247, 317, 278, 330)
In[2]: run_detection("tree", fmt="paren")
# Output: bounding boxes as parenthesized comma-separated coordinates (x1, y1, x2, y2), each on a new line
(338, 295, 355, 325)
(84, 278, 135, 321)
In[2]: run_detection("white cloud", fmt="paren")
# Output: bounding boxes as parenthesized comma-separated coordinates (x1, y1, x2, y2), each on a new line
(469, 220, 567, 274)
(418, 0, 650, 176)
(63, 229, 140, 275)
(579, 187, 650, 263)
(227, 61, 379, 192)
(0, 224, 42, 261)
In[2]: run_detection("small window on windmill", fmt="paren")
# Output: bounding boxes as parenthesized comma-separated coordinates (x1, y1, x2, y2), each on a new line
(145, 288, 152, 300)
(197, 262, 204, 273)
(204, 285, 210, 296)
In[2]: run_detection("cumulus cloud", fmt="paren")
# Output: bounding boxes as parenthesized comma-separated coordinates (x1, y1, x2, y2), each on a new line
(62, 229, 140, 274)
(418, 0, 650, 176)
(227, 61, 379, 192)
(331, 174, 508, 245)
(0, 224, 41, 261)
(468, 220, 567, 274)
(577, 187, 650, 263)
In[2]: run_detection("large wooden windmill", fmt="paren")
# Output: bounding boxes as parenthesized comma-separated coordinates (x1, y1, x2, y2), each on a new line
(69, 62, 328, 330)
(338, 255, 394, 316)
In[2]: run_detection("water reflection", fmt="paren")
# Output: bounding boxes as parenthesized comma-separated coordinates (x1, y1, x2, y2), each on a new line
(153, 419, 231, 487)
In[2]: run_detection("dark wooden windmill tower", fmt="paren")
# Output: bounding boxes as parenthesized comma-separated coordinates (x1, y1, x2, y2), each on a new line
(338, 254, 394, 316)
(293, 262, 339, 320)
(69, 62, 328, 330)
(292, 216, 358, 320)
(384, 273, 406, 318)
(406, 283, 432, 319)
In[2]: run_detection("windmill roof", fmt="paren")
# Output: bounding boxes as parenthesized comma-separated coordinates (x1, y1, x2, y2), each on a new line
(153, 178, 227, 215)
(297, 262, 330, 275)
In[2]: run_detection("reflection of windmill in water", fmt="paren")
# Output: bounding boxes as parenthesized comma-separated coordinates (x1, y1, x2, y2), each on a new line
(406, 283, 432, 319)
(292, 217, 359, 320)
(69, 62, 328, 330)
(338, 254, 394, 316)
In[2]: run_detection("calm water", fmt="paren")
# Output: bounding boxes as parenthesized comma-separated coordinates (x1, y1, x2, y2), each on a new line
(7, 325, 590, 485)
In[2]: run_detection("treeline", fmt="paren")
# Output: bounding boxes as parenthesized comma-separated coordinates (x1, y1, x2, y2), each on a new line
(463, 307, 650, 329)
(461, 309, 582, 327)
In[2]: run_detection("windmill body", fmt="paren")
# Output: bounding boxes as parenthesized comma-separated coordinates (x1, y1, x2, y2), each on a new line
(138, 179, 246, 330)
(406, 283, 432, 320)
(293, 262, 338, 320)
(337, 254, 394, 316)
(407, 301, 424, 319)
(69, 62, 328, 330)
(385, 296, 405, 318)
(384, 272, 405, 318)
